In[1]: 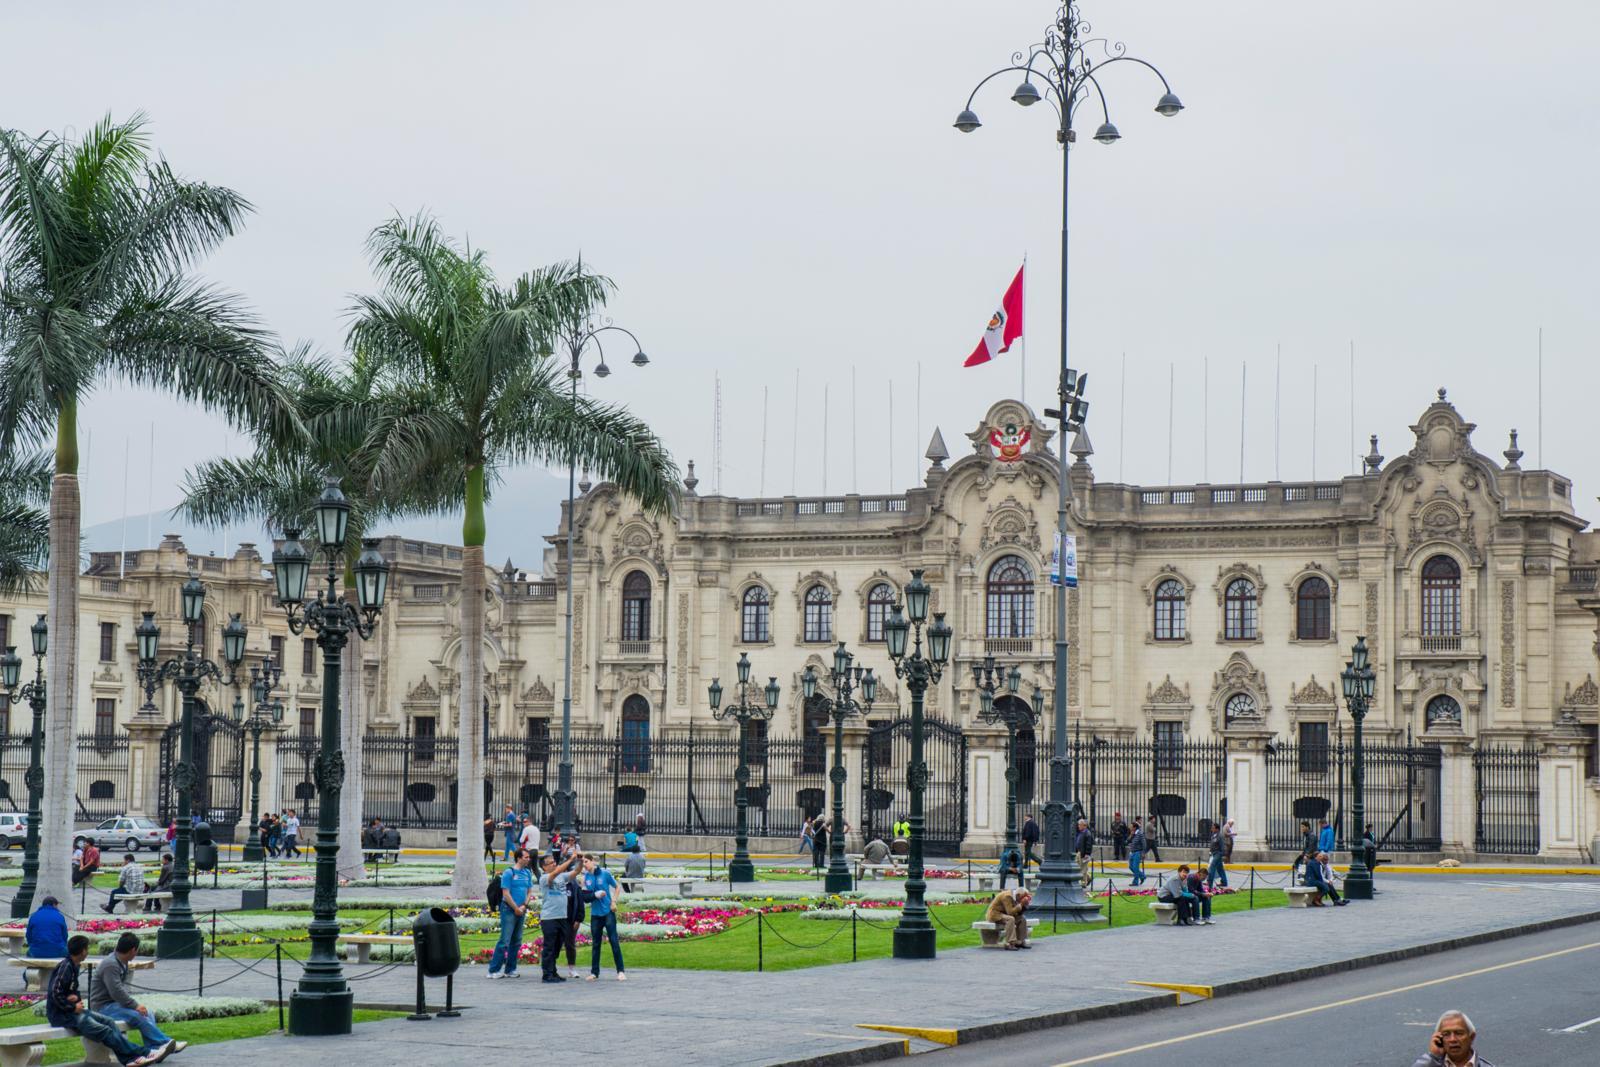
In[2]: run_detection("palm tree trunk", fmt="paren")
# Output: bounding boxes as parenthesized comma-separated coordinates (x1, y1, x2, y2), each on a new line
(336, 615, 365, 882)
(41, 402, 81, 915)
(451, 466, 488, 900)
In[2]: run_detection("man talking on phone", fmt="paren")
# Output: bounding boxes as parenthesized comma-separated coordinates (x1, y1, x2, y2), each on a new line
(1412, 1010, 1491, 1067)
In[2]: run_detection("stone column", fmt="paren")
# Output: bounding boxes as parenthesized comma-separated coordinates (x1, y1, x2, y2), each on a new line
(1222, 728, 1273, 857)
(1537, 721, 1591, 861)
(959, 725, 1008, 858)
(124, 711, 169, 820)
(1424, 731, 1474, 858)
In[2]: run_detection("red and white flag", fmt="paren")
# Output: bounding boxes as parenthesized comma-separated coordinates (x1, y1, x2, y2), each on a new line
(963, 264, 1025, 367)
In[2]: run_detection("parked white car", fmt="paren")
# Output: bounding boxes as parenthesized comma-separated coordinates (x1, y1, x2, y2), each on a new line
(81, 815, 166, 852)
(0, 813, 26, 850)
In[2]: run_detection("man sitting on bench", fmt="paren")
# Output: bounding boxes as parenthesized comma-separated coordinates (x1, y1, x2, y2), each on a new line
(105, 854, 144, 914)
(984, 887, 1032, 949)
(1156, 865, 1200, 925)
(46, 935, 173, 1066)
(862, 837, 891, 866)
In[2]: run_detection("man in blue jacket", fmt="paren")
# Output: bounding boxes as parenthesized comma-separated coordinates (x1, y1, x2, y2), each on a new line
(1317, 818, 1336, 856)
(487, 849, 535, 978)
(26, 895, 69, 959)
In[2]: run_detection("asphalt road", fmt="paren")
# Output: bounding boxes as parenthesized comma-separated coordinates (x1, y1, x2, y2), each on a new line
(928, 907, 1600, 1066)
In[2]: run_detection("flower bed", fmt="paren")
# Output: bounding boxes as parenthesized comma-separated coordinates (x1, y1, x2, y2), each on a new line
(464, 905, 746, 964)
(1094, 886, 1243, 898)
(801, 909, 903, 922)
(33, 994, 263, 1022)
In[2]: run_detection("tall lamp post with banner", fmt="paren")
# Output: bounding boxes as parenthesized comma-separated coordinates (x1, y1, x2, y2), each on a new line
(803, 644, 877, 894)
(884, 570, 952, 959)
(953, 1, 1180, 923)
(271, 477, 392, 1036)
(0, 615, 48, 918)
(708, 653, 780, 883)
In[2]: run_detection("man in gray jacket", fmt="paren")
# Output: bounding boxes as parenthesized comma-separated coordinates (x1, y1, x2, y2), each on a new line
(1154, 864, 1199, 925)
(1412, 1011, 1491, 1067)
(91, 933, 186, 1055)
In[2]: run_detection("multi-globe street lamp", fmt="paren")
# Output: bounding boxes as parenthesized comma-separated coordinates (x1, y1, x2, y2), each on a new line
(884, 570, 952, 959)
(1340, 636, 1377, 901)
(270, 477, 391, 1036)
(233, 659, 285, 865)
(0, 615, 49, 918)
(136, 581, 248, 957)
(802, 645, 878, 895)
(973, 657, 1039, 874)
(554, 320, 649, 840)
(708, 653, 780, 884)
(954, 0, 1180, 921)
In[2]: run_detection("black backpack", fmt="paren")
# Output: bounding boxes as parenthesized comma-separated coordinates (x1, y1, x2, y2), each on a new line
(487, 870, 503, 910)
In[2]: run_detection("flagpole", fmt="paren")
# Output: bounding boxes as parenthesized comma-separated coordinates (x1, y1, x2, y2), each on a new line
(791, 368, 799, 495)
(1166, 362, 1174, 484)
(1020, 253, 1028, 402)
(822, 382, 829, 495)
(1117, 351, 1126, 483)
(852, 367, 858, 494)
(1311, 364, 1319, 480)
(759, 385, 769, 498)
(1239, 362, 1247, 483)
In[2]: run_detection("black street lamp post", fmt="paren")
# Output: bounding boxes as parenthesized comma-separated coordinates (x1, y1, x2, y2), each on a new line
(234, 659, 285, 865)
(1, 615, 49, 918)
(973, 657, 1038, 871)
(136, 582, 248, 957)
(271, 478, 391, 1036)
(802, 644, 878, 895)
(884, 570, 952, 959)
(1340, 636, 1376, 901)
(953, 1, 1180, 922)
(708, 653, 781, 884)
(555, 321, 649, 839)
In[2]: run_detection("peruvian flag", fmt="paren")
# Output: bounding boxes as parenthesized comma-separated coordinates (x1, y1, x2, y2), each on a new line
(963, 264, 1025, 367)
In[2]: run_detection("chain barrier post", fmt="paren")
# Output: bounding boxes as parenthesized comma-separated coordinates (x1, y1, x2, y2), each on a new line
(1106, 877, 1113, 928)
(276, 944, 285, 1031)
(197, 936, 205, 997)
(852, 909, 857, 962)
(1250, 866, 1255, 910)
(756, 911, 764, 972)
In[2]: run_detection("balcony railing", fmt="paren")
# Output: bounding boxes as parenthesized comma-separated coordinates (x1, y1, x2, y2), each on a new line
(619, 640, 652, 655)
(1419, 634, 1462, 653)
(984, 637, 1035, 655)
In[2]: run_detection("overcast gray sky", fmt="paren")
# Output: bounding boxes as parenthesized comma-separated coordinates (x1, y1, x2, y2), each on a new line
(7, 1, 1597, 551)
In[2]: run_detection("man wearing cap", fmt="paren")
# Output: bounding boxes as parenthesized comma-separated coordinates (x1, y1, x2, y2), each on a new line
(26, 895, 69, 960)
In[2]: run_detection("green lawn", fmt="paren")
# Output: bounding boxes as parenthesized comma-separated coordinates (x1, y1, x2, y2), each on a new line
(0, 1008, 401, 1064)
(199, 889, 1286, 970)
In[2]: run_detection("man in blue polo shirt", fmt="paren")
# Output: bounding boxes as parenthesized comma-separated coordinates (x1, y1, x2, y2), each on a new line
(580, 854, 625, 981)
(487, 848, 534, 978)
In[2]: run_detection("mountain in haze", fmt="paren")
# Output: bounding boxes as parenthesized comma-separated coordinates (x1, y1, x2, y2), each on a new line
(82, 466, 574, 575)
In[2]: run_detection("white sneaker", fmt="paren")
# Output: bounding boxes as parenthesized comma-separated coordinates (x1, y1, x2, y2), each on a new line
(616, 972, 627, 982)
(486, 972, 503, 980)
(1204, 919, 1216, 925)
(567, 969, 579, 979)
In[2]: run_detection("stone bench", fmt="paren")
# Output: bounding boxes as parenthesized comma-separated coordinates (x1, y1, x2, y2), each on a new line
(339, 933, 412, 964)
(970, 918, 1039, 948)
(618, 878, 693, 895)
(1286, 886, 1322, 907)
(0, 1017, 132, 1067)
(8, 957, 153, 993)
(112, 892, 172, 915)
(973, 873, 1040, 893)
(361, 848, 402, 864)
(854, 862, 900, 880)
(1148, 901, 1180, 925)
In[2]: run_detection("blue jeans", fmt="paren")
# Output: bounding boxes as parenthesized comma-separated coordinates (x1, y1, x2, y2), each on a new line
(58, 1010, 148, 1066)
(488, 902, 526, 974)
(1128, 849, 1144, 885)
(503, 833, 516, 861)
(99, 1003, 172, 1047)
(1207, 854, 1227, 887)
(589, 910, 624, 976)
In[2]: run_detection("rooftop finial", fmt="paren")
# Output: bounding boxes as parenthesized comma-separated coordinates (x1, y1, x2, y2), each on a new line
(1503, 429, 1523, 470)
(1364, 434, 1384, 474)
(1437, 387, 1448, 402)
(683, 459, 699, 494)
(925, 428, 949, 470)
(577, 469, 592, 495)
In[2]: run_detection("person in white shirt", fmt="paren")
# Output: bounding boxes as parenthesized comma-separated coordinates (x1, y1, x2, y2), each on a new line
(283, 810, 301, 858)
(518, 816, 541, 858)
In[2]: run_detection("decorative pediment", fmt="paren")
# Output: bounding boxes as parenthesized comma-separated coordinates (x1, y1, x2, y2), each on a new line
(1209, 651, 1271, 732)
(521, 676, 554, 705)
(404, 676, 439, 705)
(1144, 565, 1194, 605)
(1147, 675, 1191, 705)
(1407, 390, 1476, 469)
(1562, 675, 1598, 706)
(1283, 562, 1338, 604)
(1290, 675, 1336, 706)
(1140, 674, 1193, 733)
(979, 495, 1042, 554)
(730, 572, 776, 606)
(1403, 490, 1481, 566)
(791, 569, 841, 607)
(1213, 562, 1266, 604)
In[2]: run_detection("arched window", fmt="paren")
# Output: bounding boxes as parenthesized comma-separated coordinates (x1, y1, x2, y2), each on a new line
(1425, 694, 1461, 727)
(1421, 556, 1461, 637)
(1224, 693, 1256, 724)
(865, 583, 895, 643)
(986, 555, 1035, 639)
(803, 585, 833, 643)
(621, 570, 651, 642)
(1224, 578, 1258, 641)
(741, 587, 771, 643)
(1153, 579, 1187, 641)
(1296, 576, 1331, 641)
(621, 695, 651, 772)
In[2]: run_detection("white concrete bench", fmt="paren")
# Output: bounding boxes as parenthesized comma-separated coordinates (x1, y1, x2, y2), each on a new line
(973, 873, 1040, 893)
(112, 892, 172, 914)
(0, 1016, 132, 1067)
(338, 933, 411, 964)
(8, 957, 153, 993)
(0, 929, 27, 955)
(854, 862, 899, 880)
(1286, 886, 1322, 907)
(361, 848, 401, 864)
(970, 918, 1040, 948)
(1148, 901, 1180, 925)
(618, 878, 693, 895)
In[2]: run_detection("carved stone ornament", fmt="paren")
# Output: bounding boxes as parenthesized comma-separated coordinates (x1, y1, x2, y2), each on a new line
(1291, 676, 1336, 706)
(1144, 565, 1195, 606)
(521, 677, 554, 705)
(1562, 675, 1599, 707)
(979, 495, 1043, 554)
(1141, 675, 1194, 732)
(791, 570, 840, 608)
(405, 676, 439, 705)
(1213, 562, 1266, 605)
(1284, 562, 1338, 605)
(1407, 391, 1476, 469)
(1208, 652, 1271, 733)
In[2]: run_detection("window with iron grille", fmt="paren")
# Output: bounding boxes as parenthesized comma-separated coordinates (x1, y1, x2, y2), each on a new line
(414, 715, 437, 762)
(95, 699, 116, 740)
(741, 587, 771, 643)
(270, 636, 285, 671)
(1153, 579, 1186, 641)
(803, 585, 833, 643)
(1296, 576, 1331, 640)
(526, 717, 550, 762)
(99, 622, 116, 662)
(1298, 722, 1330, 773)
(867, 719, 892, 768)
(986, 555, 1035, 638)
(302, 638, 316, 675)
(621, 570, 651, 641)
(1224, 578, 1258, 640)
(1224, 693, 1256, 724)
(1154, 721, 1183, 771)
(299, 707, 315, 737)
(1421, 555, 1461, 636)
(621, 695, 651, 772)
(865, 583, 895, 642)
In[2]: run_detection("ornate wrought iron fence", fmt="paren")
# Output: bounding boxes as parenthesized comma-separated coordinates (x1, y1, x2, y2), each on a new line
(274, 735, 322, 825)
(859, 716, 968, 856)
(76, 733, 132, 823)
(1027, 735, 1227, 851)
(1265, 739, 1441, 852)
(1473, 744, 1540, 855)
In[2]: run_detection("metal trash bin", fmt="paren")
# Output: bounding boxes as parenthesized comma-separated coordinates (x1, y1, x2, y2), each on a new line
(412, 907, 460, 978)
(193, 821, 218, 872)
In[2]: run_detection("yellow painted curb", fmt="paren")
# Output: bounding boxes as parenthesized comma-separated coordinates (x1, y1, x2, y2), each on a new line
(1128, 980, 1213, 999)
(857, 1024, 960, 1046)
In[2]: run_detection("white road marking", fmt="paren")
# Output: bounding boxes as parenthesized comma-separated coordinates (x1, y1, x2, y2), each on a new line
(1559, 1014, 1600, 1033)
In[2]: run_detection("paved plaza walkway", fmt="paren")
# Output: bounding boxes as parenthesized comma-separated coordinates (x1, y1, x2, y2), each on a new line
(123, 874, 1600, 1066)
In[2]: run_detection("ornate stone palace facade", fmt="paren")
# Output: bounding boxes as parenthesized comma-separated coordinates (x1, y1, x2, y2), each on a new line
(5, 393, 1599, 857)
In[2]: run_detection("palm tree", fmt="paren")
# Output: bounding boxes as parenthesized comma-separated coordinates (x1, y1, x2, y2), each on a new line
(350, 213, 678, 897)
(178, 348, 460, 878)
(0, 114, 297, 911)
(0, 447, 50, 594)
